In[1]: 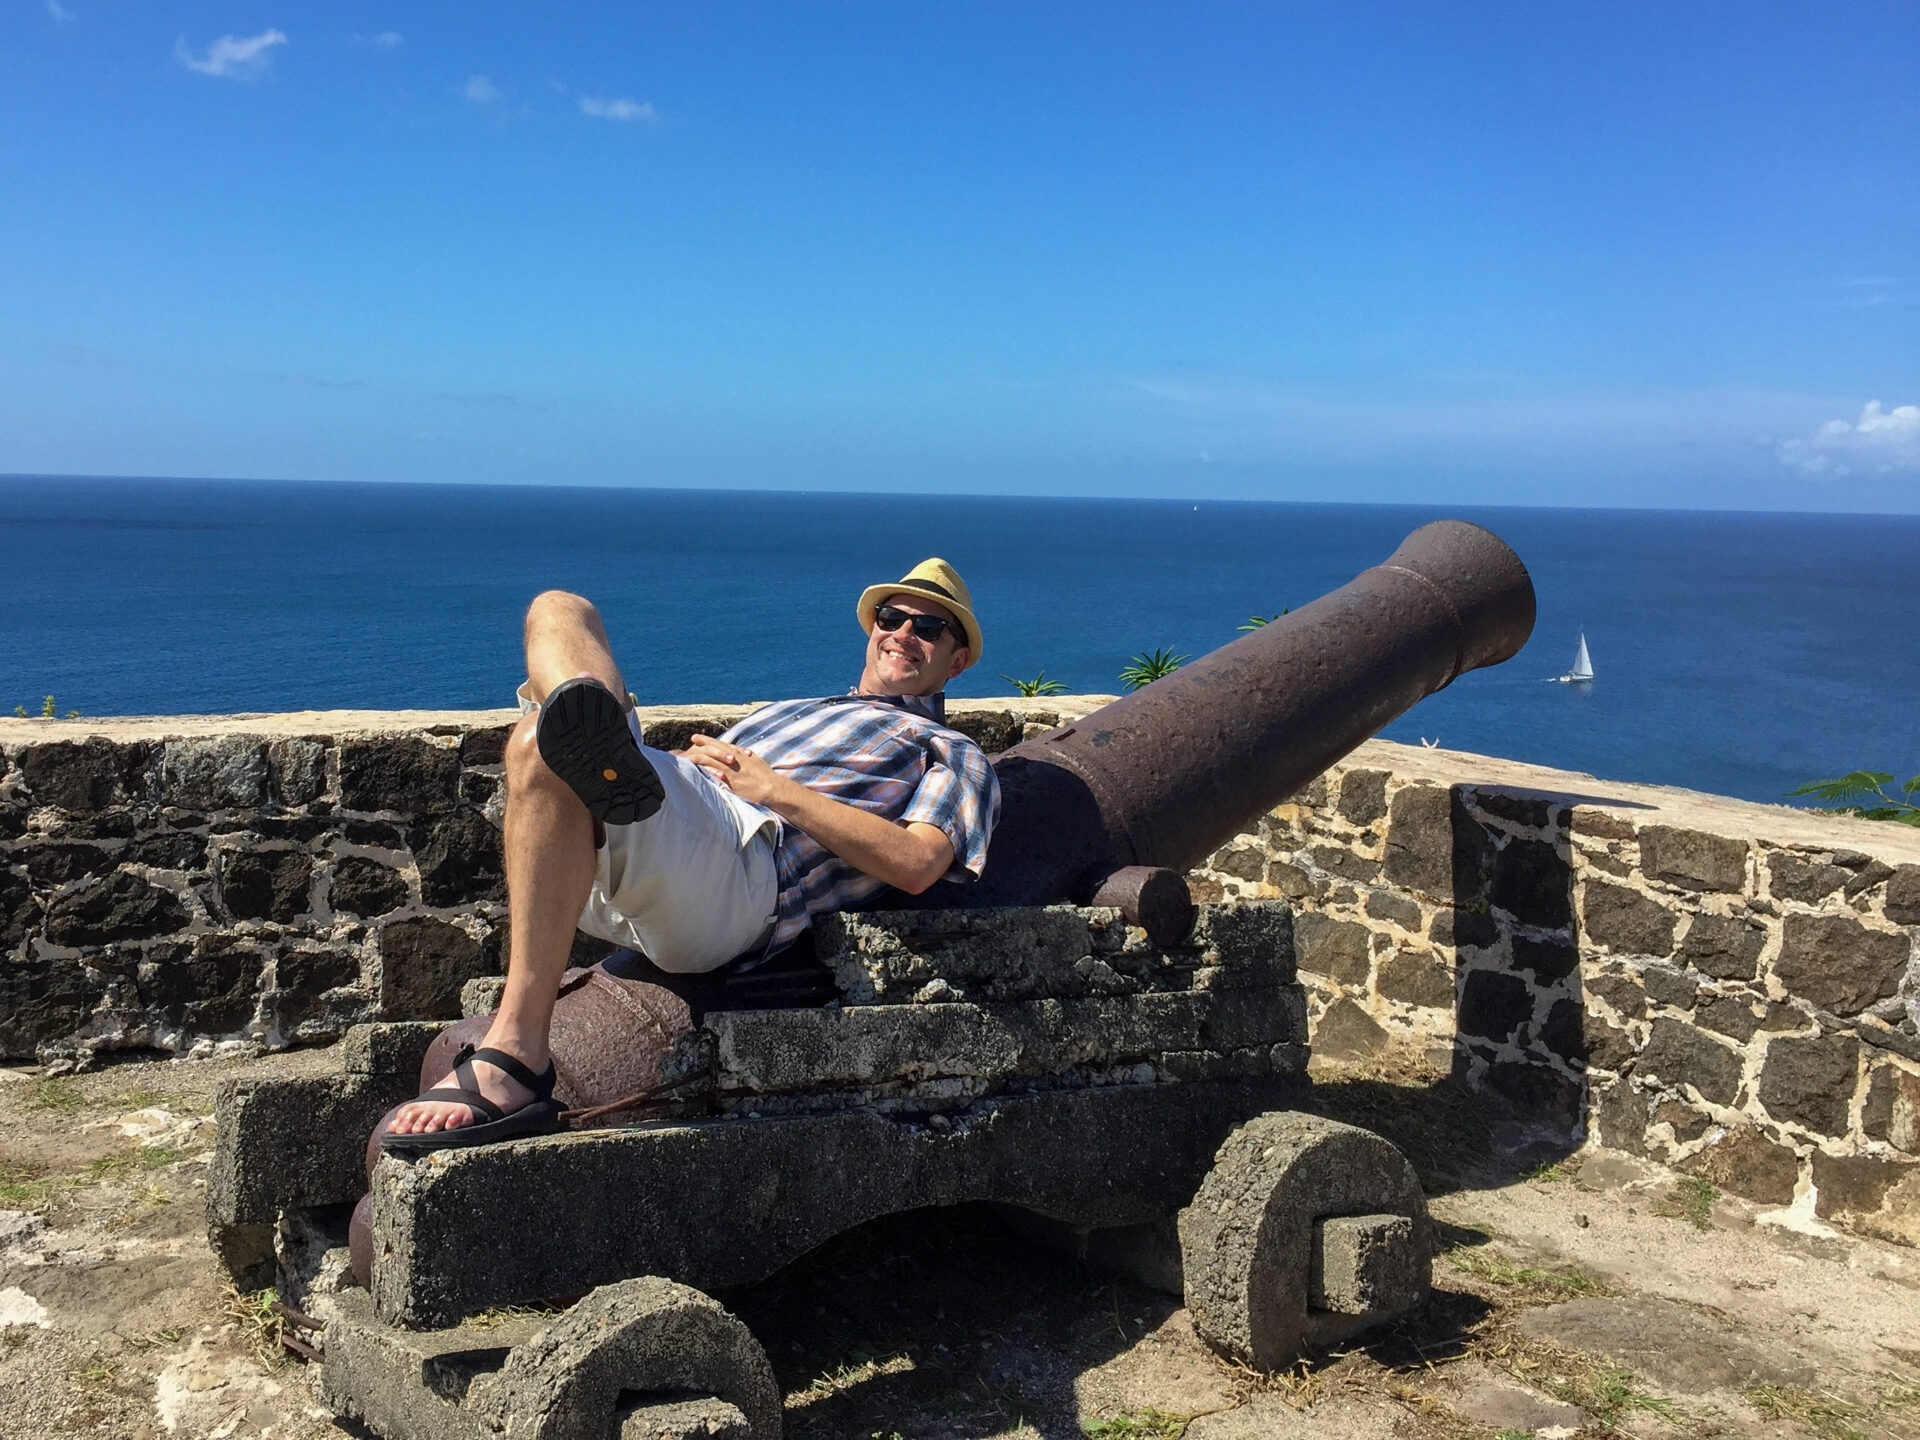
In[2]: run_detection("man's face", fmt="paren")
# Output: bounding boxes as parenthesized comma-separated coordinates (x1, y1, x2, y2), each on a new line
(859, 593, 970, 696)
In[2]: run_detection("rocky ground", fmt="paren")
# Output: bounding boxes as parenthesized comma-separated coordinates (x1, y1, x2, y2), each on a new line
(3, 1048, 1918, 1440)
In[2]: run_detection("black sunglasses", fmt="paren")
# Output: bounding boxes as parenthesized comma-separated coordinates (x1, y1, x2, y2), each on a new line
(873, 604, 965, 645)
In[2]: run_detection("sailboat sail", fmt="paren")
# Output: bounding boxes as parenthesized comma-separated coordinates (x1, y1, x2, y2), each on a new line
(1563, 633, 1594, 683)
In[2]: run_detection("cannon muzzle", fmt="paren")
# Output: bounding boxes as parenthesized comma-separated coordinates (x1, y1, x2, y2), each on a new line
(964, 519, 1535, 914)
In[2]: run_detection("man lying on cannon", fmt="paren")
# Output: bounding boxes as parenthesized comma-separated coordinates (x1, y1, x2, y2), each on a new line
(381, 559, 1002, 1150)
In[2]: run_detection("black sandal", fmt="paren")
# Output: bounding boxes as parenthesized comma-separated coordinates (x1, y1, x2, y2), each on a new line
(380, 1044, 567, 1154)
(536, 677, 666, 826)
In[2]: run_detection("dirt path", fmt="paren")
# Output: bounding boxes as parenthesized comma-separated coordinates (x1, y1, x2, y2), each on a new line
(3, 1051, 1918, 1440)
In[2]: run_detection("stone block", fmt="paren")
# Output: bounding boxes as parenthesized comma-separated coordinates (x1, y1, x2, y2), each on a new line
(1310, 1214, 1425, 1315)
(1759, 1033, 1860, 1136)
(1480, 1058, 1584, 1130)
(1768, 850, 1849, 903)
(278, 947, 364, 1026)
(1457, 970, 1533, 1045)
(1811, 1151, 1920, 1246)
(1591, 1075, 1648, 1153)
(1579, 881, 1677, 957)
(0, 958, 103, 1058)
(267, 738, 329, 806)
(1571, 808, 1635, 841)
(20, 842, 119, 884)
(946, 709, 1022, 754)
(1584, 968, 1646, 1020)
(1583, 1013, 1635, 1072)
(1652, 1098, 1711, 1142)
(140, 937, 264, 1033)
(1313, 997, 1390, 1062)
(372, 1079, 1300, 1327)
(219, 849, 313, 923)
(19, 738, 149, 810)
(1308, 845, 1380, 883)
(706, 988, 1306, 1094)
(413, 806, 505, 906)
(338, 737, 462, 815)
(1844, 860, 1895, 899)
(1862, 1063, 1920, 1153)
(1696, 996, 1762, 1043)
(1210, 845, 1265, 882)
(43, 871, 189, 946)
(1336, 769, 1389, 825)
(1293, 912, 1371, 986)
(1773, 913, 1909, 1015)
(458, 724, 514, 767)
(1475, 790, 1559, 829)
(1638, 1018, 1743, 1106)
(1489, 839, 1572, 930)
(1262, 860, 1313, 898)
(161, 737, 268, 810)
(1364, 888, 1424, 931)
(1640, 825, 1747, 894)
(1887, 866, 1920, 926)
(380, 917, 493, 1021)
(331, 855, 410, 917)
(0, 867, 41, 950)
(1429, 904, 1499, 952)
(126, 831, 208, 871)
(1536, 996, 1583, 1061)
(1512, 935, 1578, 982)
(1642, 966, 1700, 1010)
(1676, 912, 1767, 981)
(815, 903, 1289, 1006)
(1376, 949, 1454, 1008)
(1677, 1123, 1799, 1204)
(1383, 785, 1493, 902)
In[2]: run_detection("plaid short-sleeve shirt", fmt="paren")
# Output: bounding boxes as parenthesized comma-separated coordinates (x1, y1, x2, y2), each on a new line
(714, 691, 1000, 959)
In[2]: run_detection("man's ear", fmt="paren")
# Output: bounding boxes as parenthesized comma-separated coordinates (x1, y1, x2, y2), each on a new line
(945, 646, 970, 681)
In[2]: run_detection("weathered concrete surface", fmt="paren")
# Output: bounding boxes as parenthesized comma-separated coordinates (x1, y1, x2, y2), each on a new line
(814, 901, 1294, 1005)
(707, 988, 1307, 1097)
(1178, 1113, 1432, 1368)
(321, 1277, 780, 1440)
(371, 1077, 1302, 1328)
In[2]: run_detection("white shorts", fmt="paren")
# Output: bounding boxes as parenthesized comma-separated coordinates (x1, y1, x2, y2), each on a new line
(519, 686, 779, 973)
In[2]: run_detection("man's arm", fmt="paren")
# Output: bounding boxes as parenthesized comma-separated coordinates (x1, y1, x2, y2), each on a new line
(684, 735, 955, 894)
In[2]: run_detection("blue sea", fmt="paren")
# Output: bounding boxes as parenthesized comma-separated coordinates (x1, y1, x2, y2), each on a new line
(3, 475, 1917, 808)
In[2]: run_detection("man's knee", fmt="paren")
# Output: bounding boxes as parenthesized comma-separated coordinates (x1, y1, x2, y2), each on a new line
(504, 710, 555, 789)
(524, 589, 602, 639)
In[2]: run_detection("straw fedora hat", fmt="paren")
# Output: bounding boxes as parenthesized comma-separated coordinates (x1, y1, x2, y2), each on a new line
(856, 558, 983, 668)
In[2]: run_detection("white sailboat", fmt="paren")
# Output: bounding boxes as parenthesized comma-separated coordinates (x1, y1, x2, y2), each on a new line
(1558, 632, 1594, 684)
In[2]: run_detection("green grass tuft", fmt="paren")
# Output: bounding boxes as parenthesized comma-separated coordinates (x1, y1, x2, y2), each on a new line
(1653, 1176, 1718, 1231)
(1082, 1408, 1193, 1440)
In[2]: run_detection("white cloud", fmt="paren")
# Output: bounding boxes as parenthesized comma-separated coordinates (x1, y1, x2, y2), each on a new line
(353, 31, 403, 50)
(461, 74, 501, 104)
(173, 30, 287, 79)
(45, 0, 74, 23)
(1778, 401, 1920, 477)
(578, 95, 656, 122)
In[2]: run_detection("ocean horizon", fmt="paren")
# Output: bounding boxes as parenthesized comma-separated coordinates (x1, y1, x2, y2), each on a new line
(4, 473, 1917, 810)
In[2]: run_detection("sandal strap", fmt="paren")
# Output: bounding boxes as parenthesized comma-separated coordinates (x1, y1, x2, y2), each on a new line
(470, 1046, 556, 1100)
(411, 1085, 505, 1124)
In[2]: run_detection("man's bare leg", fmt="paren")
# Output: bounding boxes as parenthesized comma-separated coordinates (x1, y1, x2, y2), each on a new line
(387, 591, 626, 1135)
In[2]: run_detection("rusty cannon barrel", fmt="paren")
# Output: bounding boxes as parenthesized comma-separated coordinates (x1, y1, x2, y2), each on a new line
(957, 520, 1535, 931)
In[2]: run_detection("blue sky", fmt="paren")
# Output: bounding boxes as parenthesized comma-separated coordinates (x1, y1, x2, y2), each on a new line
(3, 2, 1916, 509)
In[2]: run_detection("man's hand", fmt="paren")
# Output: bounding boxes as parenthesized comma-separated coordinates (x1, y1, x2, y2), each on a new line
(685, 733, 956, 894)
(685, 734, 786, 806)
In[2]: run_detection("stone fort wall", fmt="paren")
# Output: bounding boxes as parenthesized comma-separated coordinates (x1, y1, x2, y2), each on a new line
(3, 701, 1916, 1245)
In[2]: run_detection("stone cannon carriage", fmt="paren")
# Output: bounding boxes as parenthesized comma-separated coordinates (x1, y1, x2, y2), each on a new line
(205, 521, 1535, 1440)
